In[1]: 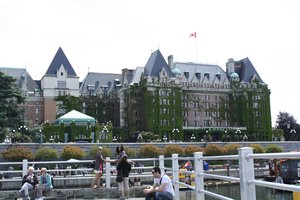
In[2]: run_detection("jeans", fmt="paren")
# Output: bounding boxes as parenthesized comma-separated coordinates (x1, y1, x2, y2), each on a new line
(19, 182, 34, 196)
(155, 191, 174, 200)
(145, 191, 173, 200)
(145, 192, 156, 200)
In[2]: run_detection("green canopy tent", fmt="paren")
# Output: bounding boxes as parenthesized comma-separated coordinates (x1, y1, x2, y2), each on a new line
(53, 110, 97, 142)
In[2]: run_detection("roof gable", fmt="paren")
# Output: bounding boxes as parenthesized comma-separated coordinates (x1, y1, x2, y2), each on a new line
(238, 58, 264, 83)
(46, 47, 77, 76)
(0, 67, 40, 91)
(144, 49, 173, 77)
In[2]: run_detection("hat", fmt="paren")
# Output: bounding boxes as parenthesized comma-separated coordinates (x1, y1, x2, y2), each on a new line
(98, 146, 103, 150)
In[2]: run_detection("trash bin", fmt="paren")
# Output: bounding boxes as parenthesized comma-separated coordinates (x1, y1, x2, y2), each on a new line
(204, 162, 209, 171)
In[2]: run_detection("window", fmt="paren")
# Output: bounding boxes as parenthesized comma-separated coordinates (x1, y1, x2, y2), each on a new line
(57, 81, 66, 88)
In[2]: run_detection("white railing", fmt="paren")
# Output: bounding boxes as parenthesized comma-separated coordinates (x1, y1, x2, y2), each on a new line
(0, 158, 158, 185)
(170, 148, 300, 200)
(1, 148, 300, 200)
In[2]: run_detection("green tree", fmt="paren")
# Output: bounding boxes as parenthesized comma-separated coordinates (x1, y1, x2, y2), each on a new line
(55, 95, 82, 117)
(0, 72, 25, 139)
(276, 112, 297, 141)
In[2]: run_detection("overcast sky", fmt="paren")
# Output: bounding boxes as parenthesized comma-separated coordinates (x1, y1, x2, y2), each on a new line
(1, 0, 299, 127)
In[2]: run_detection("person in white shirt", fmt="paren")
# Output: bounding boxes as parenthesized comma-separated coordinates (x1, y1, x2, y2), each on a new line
(143, 166, 174, 200)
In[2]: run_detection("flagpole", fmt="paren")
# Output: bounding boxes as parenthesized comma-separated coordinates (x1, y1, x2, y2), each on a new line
(189, 32, 197, 64)
(195, 35, 198, 64)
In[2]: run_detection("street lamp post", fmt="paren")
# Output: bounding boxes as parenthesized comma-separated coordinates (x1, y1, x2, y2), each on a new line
(190, 134, 196, 142)
(172, 128, 179, 142)
(224, 130, 228, 141)
(137, 134, 143, 142)
(163, 135, 167, 143)
(9, 130, 15, 143)
(39, 129, 43, 143)
(236, 128, 241, 141)
(102, 126, 108, 142)
(290, 129, 297, 141)
(18, 125, 27, 143)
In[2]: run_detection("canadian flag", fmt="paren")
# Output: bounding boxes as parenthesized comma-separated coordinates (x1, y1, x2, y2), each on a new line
(189, 32, 196, 38)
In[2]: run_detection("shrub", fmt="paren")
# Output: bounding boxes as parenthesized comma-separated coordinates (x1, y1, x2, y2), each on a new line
(184, 145, 204, 156)
(163, 144, 184, 157)
(204, 144, 226, 156)
(265, 144, 283, 153)
(249, 144, 265, 153)
(61, 146, 85, 160)
(89, 145, 112, 159)
(2, 146, 34, 161)
(139, 144, 161, 158)
(34, 147, 58, 161)
(224, 144, 242, 155)
(124, 147, 136, 158)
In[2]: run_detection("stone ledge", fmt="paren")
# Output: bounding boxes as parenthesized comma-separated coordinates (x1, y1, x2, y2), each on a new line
(0, 186, 146, 200)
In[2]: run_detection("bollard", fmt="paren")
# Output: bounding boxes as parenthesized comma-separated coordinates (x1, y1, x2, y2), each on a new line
(0, 172, 2, 190)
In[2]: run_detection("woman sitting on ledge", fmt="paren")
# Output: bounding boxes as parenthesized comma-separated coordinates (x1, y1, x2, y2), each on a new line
(35, 167, 53, 199)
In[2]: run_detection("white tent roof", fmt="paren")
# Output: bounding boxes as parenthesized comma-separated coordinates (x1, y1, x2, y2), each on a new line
(54, 110, 96, 125)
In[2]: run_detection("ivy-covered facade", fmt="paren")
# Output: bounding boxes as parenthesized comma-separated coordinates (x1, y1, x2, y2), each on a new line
(119, 51, 272, 142)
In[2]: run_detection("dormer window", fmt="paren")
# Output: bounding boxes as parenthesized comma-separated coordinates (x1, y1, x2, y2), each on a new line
(204, 72, 210, 79)
(184, 72, 189, 78)
(61, 72, 64, 76)
(196, 72, 201, 79)
(216, 73, 221, 79)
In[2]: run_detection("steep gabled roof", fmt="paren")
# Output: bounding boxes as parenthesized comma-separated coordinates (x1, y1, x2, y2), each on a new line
(237, 58, 264, 83)
(130, 67, 144, 85)
(45, 47, 77, 76)
(0, 67, 40, 91)
(144, 49, 173, 77)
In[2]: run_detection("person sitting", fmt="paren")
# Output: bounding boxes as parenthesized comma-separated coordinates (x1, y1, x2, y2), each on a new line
(143, 166, 174, 200)
(15, 166, 38, 199)
(35, 167, 53, 198)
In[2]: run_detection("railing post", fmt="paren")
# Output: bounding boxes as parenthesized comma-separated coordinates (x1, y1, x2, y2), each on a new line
(105, 157, 111, 188)
(238, 147, 256, 200)
(172, 154, 180, 200)
(194, 152, 205, 200)
(159, 155, 165, 174)
(22, 159, 28, 177)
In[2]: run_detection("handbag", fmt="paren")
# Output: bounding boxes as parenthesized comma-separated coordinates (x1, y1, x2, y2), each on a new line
(116, 170, 123, 182)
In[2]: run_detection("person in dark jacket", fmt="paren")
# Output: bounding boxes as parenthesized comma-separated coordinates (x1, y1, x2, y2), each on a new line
(91, 146, 106, 188)
(117, 154, 131, 199)
(15, 166, 38, 199)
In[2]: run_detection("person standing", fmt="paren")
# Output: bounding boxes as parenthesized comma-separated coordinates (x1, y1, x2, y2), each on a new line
(143, 166, 174, 200)
(117, 154, 131, 199)
(115, 144, 126, 163)
(35, 167, 53, 198)
(91, 146, 106, 188)
(15, 166, 38, 199)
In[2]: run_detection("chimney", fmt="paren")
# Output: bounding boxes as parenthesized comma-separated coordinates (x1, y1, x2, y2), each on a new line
(168, 55, 174, 69)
